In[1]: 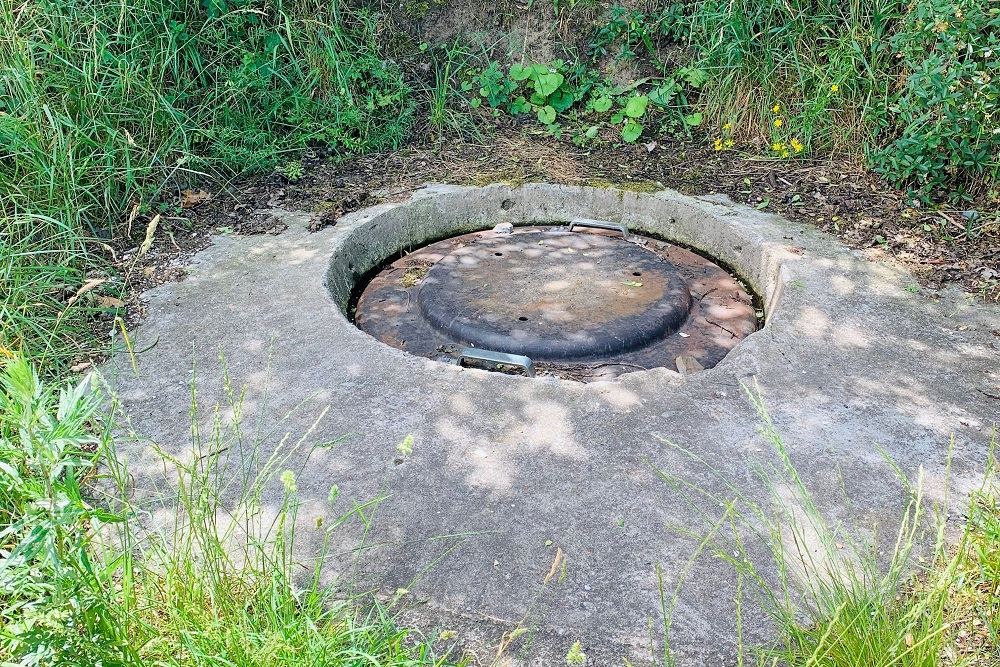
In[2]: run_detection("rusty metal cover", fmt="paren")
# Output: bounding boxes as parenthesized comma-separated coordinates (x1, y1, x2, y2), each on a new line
(354, 225, 757, 381)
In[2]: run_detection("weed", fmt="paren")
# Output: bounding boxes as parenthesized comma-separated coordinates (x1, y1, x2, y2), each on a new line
(0, 353, 459, 666)
(463, 57, 705, 144)
(0, 0, 413, 370)
(870, 0, 999, 203)
(654, 385, 999, 666)
(422, 40, 480, 141)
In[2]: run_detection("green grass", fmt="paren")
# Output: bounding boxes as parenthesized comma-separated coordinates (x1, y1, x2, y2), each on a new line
(0, 0, 413, 372)
(2, 351, 997, 666)
(677, 0, 901, 153)
(662, 0, 997, 200)
(0, 353, 460, 666)
(654, 387, 999, 666)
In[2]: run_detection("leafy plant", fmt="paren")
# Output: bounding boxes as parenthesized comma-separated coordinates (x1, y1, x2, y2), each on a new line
(588, 4, 687, 64)
(0, 0, 414, 371)
(464, 57, 706, 144)
(871, 0, 999, 202)
(0, 353, 460, 666)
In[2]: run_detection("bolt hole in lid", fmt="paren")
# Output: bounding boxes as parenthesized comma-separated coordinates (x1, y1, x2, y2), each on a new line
(353, 225, 757, 381)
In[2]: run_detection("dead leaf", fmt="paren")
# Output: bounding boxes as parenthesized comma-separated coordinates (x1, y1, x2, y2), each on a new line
(544, 547, 564, 585)
(67, 278, 107, 306)
(125, 202, 140, 238)
(96, 295, 125, 308)
(138, 214, 160, 256)
(180, 189, 211, 208)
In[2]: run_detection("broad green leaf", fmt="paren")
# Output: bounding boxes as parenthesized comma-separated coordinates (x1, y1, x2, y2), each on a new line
(509, 63, 532, 81)
(624, 95, 648, 119)
(585, 125, 600, 139)
(549, 87, 575, 112)
(678, 67, 709, 88)
(648, 83, 676, 107)
(621, 119, 643, 143)
(590, 96, 612, 113)
(536, 105, 557, 124)
(534, 70, 564, 97)
(684, 112, 703, 127)
(509, 96, 531, 114)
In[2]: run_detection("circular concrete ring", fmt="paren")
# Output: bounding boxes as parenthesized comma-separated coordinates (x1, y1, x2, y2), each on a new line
(326, 183, 812, 383)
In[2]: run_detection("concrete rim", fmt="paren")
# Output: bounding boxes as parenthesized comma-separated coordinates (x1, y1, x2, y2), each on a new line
(326, 183, 806, 385)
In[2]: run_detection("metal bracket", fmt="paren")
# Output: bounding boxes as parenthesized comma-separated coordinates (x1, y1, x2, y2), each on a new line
(458, 347, 535, 377)
(569, 218, 628, 239)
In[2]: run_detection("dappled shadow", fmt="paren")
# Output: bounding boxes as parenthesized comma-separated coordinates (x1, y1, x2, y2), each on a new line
(103, 198, 1000, 665)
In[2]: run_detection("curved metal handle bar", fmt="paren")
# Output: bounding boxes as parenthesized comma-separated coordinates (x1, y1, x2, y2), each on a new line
(458, 347, 535, 378)
(568, 218, 629, 239)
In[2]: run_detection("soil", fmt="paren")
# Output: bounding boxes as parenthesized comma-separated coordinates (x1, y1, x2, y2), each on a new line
(97, 128, 998, 371)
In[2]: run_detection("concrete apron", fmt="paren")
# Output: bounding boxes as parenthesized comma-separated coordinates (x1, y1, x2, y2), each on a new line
(106, 184, 1000, 666)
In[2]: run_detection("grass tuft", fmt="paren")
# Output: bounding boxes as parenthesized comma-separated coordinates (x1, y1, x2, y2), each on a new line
(654, 384, 998, 666)
(0, 352, 460, 666)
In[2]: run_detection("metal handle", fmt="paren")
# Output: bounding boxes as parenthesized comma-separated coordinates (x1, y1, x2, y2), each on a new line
(569, 218, 628, 239)
(458, 347, 535, 377)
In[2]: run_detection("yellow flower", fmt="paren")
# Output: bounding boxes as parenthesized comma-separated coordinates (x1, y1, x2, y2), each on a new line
(830, 83, 839, 93)
(774, 118, 783, 128)
(722, 122, 733, 132)
(791, 138, 804, 153)
(771, 141, 786, 152)
(713, 138, 723, 151)
(723, 138, 735, 149)
(772, 103, 781, 113)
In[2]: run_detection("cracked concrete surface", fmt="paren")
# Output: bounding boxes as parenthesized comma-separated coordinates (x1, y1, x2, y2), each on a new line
(104, 184, 999, 666)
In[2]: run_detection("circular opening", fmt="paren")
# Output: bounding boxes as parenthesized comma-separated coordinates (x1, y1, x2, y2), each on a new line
(350, 224, 757, 381)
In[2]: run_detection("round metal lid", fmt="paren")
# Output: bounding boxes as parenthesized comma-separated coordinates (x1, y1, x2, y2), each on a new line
(415, 230, 692, 360)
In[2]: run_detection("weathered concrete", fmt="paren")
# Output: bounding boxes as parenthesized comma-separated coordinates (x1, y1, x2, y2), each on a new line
(105, 184, 999, 666)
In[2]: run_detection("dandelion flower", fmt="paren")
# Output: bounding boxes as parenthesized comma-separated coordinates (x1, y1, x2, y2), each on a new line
(722, 122, 733, 132)
(723, 138, 735, 149)
(774, 118, 783, 128)
(830, 84, 839, 93)
(791, 138, 804, 153)
(772, 103, 781, 113)
(713, 138, 724, 151)
(771, 142, 786, 152)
